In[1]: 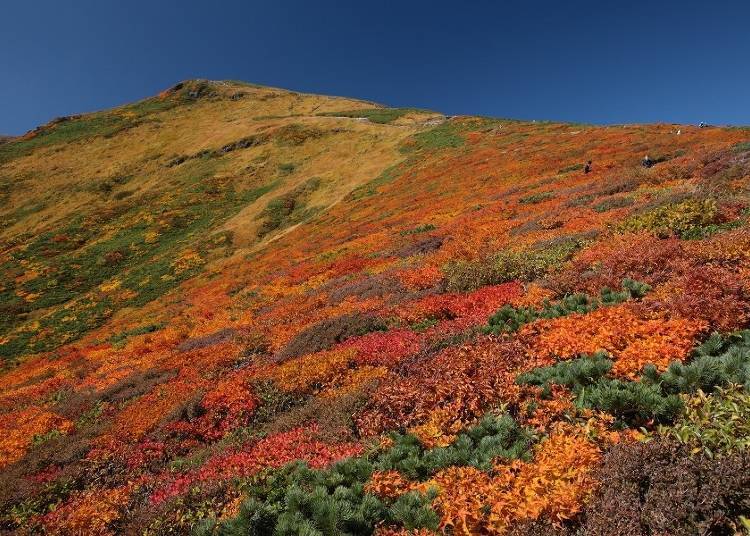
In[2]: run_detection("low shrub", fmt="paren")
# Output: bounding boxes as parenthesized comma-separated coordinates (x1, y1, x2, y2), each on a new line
(519, 330, 750, 425)
(642, 329, 750, 394)
(516, 351, 612, 391)
(653, 385, 750, 457)
(196, 414, 529, 535)
(618, 198, 719, 238)
(591, 196, 634, 213)
(484, 279, 650, 335)
(256, 178, 321, 237)
(444, 241, 582, 292)
(274, 313, 388, 362)
(583, 438, 750, 536)
(519, 191, 554, 204)
(375, 414, 532, 479)
(319, 108, 429, 124)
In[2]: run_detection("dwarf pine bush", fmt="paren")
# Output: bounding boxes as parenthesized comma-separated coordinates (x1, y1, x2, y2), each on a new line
(517, 330, 750, 425)
(377, 414, 532, 478)
(643, 330, 750, 394)
(484, 279, 650, 335)
(196, 414, 530, 535)
(516, 351, 612, 391)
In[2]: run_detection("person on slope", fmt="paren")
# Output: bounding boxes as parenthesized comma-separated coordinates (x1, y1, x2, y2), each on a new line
(584, 160, 592, 174)
(642, 155, 654, 168)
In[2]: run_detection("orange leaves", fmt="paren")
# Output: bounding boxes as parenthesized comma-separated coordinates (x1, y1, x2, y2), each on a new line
(408, 407, 466, 448)
(492, 433, 601, 527)
(0, 407, 73, 469)
(522, 304, 707, 378)
(267, 347, 357, 393)
(366, 470, 415, 500)
(395, 264, 443, 291)
(423, 433, 601, 534)
(357, 339, 526, 436)
(41, 485, 133, 535)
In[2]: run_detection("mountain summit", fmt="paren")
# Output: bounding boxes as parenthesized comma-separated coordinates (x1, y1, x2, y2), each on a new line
(2, 80, 750, 534)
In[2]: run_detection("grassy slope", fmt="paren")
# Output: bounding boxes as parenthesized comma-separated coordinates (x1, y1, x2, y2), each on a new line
(0, 80, 440, 363)
(1, 81, 749, 534)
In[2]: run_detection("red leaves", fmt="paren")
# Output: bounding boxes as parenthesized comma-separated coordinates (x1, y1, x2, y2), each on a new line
(149, 426, 362, 505)
(395, 282, 523, 326)
(356, 339, 527, 436)
(341, 329, 421, 367)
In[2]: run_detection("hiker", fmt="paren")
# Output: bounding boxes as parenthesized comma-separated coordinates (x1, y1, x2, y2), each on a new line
(584, 160, 592, 174)
(642, 155, 653, 168)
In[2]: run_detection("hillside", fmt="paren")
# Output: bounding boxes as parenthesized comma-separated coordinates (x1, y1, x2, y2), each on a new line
(1, 80, 750, 535)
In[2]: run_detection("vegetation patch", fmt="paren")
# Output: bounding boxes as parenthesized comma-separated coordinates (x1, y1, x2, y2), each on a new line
(196, 414, 531, 535)
(484, 279, 650, 335)
(256, 177, 322, 238)
(443, 239, 584, 292)
(618, 198, 720, 238)
(319, 108, 431, 124)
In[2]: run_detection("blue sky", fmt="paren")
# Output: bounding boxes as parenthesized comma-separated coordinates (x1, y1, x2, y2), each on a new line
(2, 0, 749, 134)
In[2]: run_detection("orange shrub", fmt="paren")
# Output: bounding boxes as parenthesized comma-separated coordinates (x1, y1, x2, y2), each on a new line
(522, 304, 707, 378)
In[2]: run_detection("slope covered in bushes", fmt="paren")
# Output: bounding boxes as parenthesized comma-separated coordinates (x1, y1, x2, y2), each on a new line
(1, 80, 750, 534)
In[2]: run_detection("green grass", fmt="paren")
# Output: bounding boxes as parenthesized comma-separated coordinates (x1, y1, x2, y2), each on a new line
(407, 122, 465, 151)
(348, 164, 403, 200)
(0, 114, 129, 164)
(109, 323, 165, 348)
(256, 178, 321, 237)
(399, 223, 436, 236)
(558, 163, 584, 173)
(319, 107, 431, 124)
(519, 191, 554, 204)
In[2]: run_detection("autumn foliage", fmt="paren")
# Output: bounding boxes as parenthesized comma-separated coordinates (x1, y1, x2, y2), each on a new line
(1, 81, 749, 534)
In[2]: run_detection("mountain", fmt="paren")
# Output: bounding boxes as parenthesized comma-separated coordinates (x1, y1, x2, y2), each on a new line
(1, 80, 750, 535)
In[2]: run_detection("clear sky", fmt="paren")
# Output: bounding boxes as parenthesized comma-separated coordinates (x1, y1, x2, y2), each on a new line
(2, 0, 749, 135)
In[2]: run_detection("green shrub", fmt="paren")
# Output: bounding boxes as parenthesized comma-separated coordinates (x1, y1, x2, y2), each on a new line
(376, 414, 532, 479)
(256, 178, 321, 237)
(444, 240, 583, 292)
(516, 351, 612, 391)
(348, 165, 402, 200)
(517, 330, 750, 425)
(558, 163, 584, 173)
(484, 279, 650, 335)
(519, 191, 554, 204)
(319, 108, 430, 124)
(642, 330, 750, 394)
(618, 198, 719, 238)
(581, 379, 683, 424)
(109, 323, 164, 349)
(517, 353, 682, 424)
(654, 385, 750, 457)
(592, 196, 634, 213)
(400, 224, 436, 236)
(407, 122, 464, 151)
(197, 414, 529, 535)
(277, 162, 296, 174)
